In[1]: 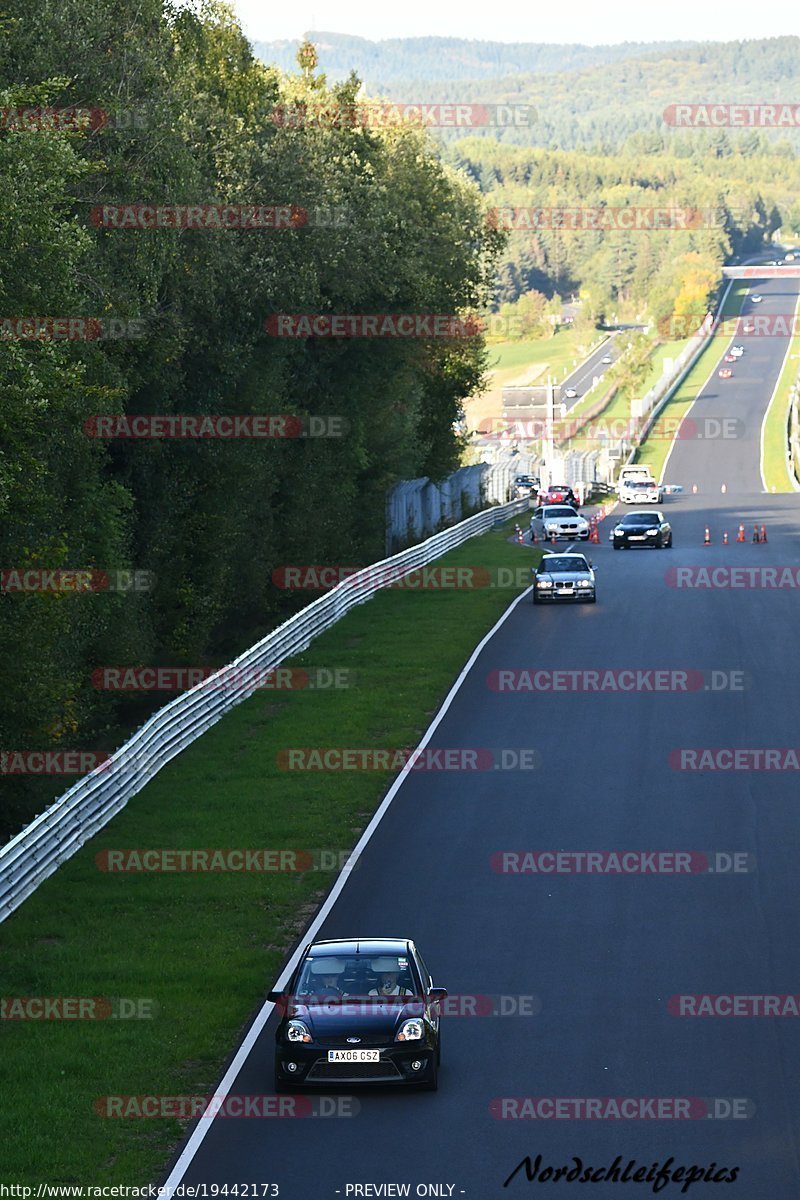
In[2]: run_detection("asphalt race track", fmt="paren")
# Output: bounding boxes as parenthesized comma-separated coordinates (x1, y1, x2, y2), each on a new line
(165, 276, 800, 1198)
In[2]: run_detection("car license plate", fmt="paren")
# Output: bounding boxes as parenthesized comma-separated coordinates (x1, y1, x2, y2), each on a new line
(629, 535, 645, 541)
(327, 1049, 380, 1062)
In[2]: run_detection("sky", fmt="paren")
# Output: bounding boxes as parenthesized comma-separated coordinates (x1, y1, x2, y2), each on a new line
(232, 0, 799, 45)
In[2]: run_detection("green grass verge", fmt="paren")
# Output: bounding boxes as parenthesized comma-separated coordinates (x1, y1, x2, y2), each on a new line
(487, 327, 605, 380)
(760, 293, 800, 492)
(0, 513, 539, 1185)
(633, 284, 749, 481)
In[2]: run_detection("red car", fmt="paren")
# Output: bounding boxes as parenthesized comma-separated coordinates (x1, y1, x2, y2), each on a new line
(718, 368, 733, 379)
(539, 484, 578, 506)
(723, 354, 736, 363)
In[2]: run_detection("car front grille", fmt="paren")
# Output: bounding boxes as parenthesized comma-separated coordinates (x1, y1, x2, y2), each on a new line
(306, 1059, 403, 1082)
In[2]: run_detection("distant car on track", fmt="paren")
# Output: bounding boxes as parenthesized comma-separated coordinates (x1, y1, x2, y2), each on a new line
(512, 474, 539, 499)
(539, 483, 578, 506)
(269, 938, 445, 1092)
(742, 323, 754, 333)
(531, 552, 596, 604)
(731, 345, 744, 357)
(718, 367, 733, 379)
(564, 387, 579, 399)
(723, 354, 736, 363)
(611, 510, 672, 549)
(531, 504, 590, 541)
(750, 294, 763, 303)
(619, 478, 661, 504)
(601, 354, 613, 364)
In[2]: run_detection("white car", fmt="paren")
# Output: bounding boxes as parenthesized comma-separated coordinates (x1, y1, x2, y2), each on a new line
(743, 323, 754, 333)
(601, 354, 613, 364)
(619, 478, 661, 504)
(530, 504, 590, 542)
(730, 346, 744, 357)
(564, 387, 579, 399)
(750, 294, 763, 303)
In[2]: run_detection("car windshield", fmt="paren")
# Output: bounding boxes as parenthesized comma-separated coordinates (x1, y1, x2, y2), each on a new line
(621, 514, 658, 526)
(539, 557, 587, 573)
(543, 506, 577, 517)
(628, 481, 653, 489)
(292, 953, 421, 1001)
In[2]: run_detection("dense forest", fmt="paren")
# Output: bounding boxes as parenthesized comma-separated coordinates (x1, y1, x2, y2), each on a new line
(448, 139, 800, 320)
(255, 34, 800, 152)
(0, 0, 501, 840)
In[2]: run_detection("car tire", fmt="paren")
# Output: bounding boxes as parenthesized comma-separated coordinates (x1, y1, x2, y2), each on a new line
(587, 594, 597, 604)
(612, 543, 620, 550)
(532, 591, 540, 604)
(666, 536, 673, 548)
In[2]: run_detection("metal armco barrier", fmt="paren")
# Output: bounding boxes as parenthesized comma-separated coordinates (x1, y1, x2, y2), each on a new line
(0, 498, 528, 923)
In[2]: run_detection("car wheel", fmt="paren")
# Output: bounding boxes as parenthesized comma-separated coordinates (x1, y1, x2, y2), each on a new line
(587, 594, 597, 604)
(532, 590, 539, 604)
(666, 536, 673, 548)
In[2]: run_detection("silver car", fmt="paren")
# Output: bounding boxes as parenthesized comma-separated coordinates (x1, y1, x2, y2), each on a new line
(532, 552, 597, 604)
(530, 504, 590, 542)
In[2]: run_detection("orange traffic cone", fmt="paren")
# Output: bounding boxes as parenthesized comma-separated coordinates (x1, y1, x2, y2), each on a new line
(703, 527, 711, 545)
(760, 524, 767, 543)
(550, 529, 557, 545)
(516, 525, 524, 544)
(737, 524, 745, 543)
(723, 531, 728, 544)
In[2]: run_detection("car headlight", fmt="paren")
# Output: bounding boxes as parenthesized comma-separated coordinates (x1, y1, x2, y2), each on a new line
(577, 579, 592, 588)
(396, 1018, 424, 1042)
(544, 523, 558, 531)
(613, 526, 625, 535)
(645, 528, 658, 535)
(536, 580, 553, 589)
(286, 1020, 312, 1043)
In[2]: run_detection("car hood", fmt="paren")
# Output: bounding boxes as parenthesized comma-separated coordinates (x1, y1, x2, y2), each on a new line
(536, 568, 592, 583)
(285, 997, 424, 1037)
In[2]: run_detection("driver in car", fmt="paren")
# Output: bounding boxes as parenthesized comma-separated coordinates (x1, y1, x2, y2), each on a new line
(308, 957, 347, 998)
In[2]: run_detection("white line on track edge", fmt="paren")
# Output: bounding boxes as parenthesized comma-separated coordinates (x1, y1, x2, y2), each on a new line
(162, 582, 533, 1188)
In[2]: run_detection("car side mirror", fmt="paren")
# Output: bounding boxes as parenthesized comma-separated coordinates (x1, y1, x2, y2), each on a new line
(589, 562, 596, 570)
(267, 990, 285, 1003)
(428, 988, 448, 1003)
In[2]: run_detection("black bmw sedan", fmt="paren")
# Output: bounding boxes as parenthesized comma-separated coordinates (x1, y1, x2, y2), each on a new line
(611, 509, 672, 549)
(269, 938, 446, 1091)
